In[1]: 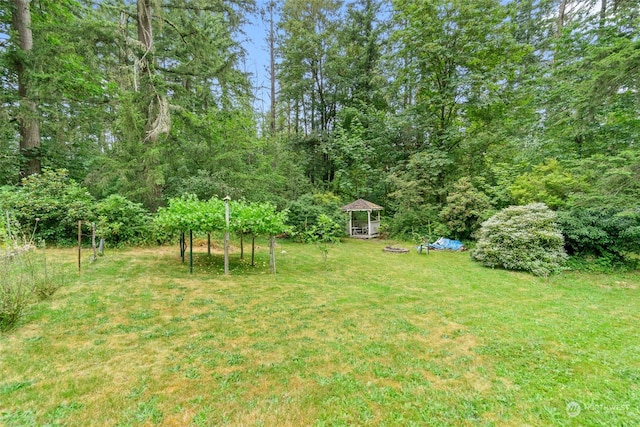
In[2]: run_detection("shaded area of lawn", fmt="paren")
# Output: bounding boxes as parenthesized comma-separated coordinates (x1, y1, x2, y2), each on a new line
(1, 239, 639, 426)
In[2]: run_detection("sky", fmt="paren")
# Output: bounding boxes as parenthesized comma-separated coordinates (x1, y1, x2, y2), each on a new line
(240, 3, 272, 114)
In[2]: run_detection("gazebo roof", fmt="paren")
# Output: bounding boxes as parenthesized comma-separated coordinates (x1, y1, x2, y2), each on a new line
(341, 199, 384, 212)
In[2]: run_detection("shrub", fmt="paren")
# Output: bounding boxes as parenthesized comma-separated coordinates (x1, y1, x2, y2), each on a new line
(286, 193, 345, 238)
(384, 205, 448, 240)
(440, 177, 493, 240)
(557, 207, 640, 265)
(1, 248, 66, 331)
(30, 251, 66, 300)
(471, 203, 567, 277)
(95, 195, 153, 246)
(564, 254, 636, 273)
(300, 214, 343, 270)
(302, 214, 343, 244)
(0, 169, 94, 244)
(0, 276, 30, 332)
(0, 211, 10, 248)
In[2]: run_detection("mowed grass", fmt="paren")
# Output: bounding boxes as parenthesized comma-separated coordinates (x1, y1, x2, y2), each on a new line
(1, 238, 639, 426)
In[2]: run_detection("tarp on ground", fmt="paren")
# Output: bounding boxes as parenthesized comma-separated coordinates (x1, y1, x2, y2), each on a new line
(429, 237, 464, 251)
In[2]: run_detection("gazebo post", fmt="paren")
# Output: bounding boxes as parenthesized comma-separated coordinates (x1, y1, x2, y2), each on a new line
(367, 210, 371, 237)
(349, 212, 353, 236)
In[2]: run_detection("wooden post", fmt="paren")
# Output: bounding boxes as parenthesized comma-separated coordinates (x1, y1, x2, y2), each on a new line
(240, 233, 244, 260)
(77, 220, 82, 272)
(180, 231, 185, 263)
(269, 235, 277, 274)
(98, 220, 105, 255)
(224, 196, 230, 275)
(251, 235, 255, 267)
(207, 232, 211, 256)
(5, 211, 11, 241)
(189, 230, 193, 274)
(91, 223, 97, 262)
(348, 211, 353, 236)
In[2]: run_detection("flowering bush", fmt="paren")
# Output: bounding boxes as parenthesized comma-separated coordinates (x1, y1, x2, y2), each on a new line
(471, 203, 567, 277)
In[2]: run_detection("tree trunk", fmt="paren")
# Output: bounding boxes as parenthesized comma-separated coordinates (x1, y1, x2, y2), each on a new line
(268, 1, 277, 135)
(134, 0, 167, 207)
(137, 0, 154, 61)
(557, 0, 567, 38)
(136, 0, 168, 145)
(600, 0, 607, 28)
(11, 0, 41, 179)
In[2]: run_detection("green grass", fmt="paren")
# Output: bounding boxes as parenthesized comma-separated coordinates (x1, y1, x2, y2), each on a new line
(1, 238, 639, 426)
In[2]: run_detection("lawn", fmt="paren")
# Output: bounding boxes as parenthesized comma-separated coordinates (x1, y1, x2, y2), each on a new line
(1, 238, 639, 426)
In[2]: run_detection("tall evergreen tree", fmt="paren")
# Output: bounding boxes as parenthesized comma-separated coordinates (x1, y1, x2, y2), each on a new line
(9, 0, 41, 179)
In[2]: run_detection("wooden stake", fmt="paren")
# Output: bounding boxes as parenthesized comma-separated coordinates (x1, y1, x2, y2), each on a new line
(180, 232, 185, 263)
(251, 235, 255, 267)
(269, 235, 276, 274)
(224, 231, 229, 274)
(189, 229, 193, 274)
(91, 223, 97, 262)
(5, 211, 11, 241)
(77, 220, 81, 272)
(224, 196, 230, 275)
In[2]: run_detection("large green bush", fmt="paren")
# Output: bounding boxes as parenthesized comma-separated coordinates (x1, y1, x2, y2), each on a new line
(95, 195, 153, 246)
(0, 169, 155, 246)
(386, 149, 451, 239)
(557, 207, 640, 264)
(0, 169, 94, 244)
(286, 193, 345, 238)
(440, 177, 493, 240)
(383, 207, 447, 241)
(471, 203, 567, 277)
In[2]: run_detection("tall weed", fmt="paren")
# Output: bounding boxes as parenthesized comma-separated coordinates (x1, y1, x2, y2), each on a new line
(0, 249, 66, 332)
(0, 265, 30, 332)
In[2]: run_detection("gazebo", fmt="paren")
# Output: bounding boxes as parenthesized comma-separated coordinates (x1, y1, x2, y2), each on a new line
(341, 199, 383, 238)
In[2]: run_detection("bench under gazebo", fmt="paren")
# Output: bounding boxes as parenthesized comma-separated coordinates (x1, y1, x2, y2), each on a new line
(341, 199, 383, 238)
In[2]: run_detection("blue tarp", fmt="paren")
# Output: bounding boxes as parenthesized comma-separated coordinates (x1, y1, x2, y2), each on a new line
(429, 237, 464, 251)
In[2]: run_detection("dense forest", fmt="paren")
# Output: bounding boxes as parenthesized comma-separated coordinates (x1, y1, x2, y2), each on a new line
(1, 0, 639, 266)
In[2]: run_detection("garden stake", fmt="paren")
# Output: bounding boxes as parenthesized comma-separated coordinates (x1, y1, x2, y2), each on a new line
(180, 231, 185, 263)
(91, 223, 97, 262)
(224, 196, 230, 275)
(77, 220, 81, 272)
